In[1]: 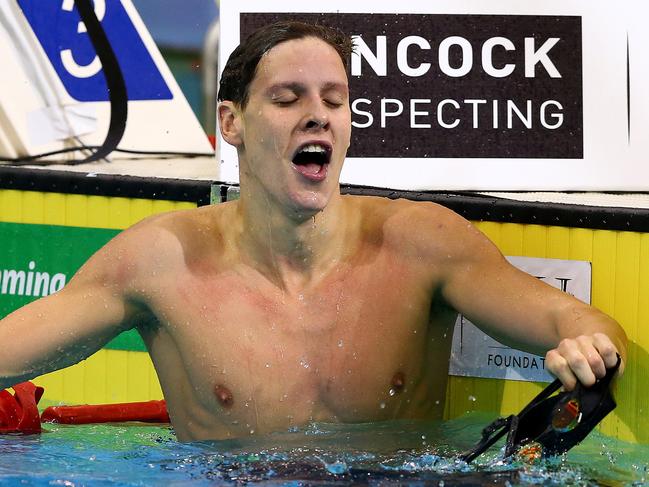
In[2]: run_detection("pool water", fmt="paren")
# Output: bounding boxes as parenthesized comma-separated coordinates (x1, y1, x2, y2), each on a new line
(1, 413, 647, 486)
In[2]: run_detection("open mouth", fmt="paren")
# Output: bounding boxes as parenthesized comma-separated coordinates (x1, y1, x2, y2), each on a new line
(291, 143, 332, 181)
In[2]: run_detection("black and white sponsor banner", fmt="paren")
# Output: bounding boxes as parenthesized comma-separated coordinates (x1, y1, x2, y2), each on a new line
(448, 256, 591, 382)
(218, 1, 649, 190)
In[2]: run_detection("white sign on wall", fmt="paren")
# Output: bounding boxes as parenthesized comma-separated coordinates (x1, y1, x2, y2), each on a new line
(448, 256, 592, 382)
(218, 0, 649, 191)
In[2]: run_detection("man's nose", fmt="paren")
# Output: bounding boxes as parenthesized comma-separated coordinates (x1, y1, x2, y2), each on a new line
(302, 99, 329, 131)
(305, 116, 329, 130)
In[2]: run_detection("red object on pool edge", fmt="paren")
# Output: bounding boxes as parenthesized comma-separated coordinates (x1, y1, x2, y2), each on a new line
(1, 382, 170, 431)
(41, 400, 170, 424)
(0, 382, 44, 434)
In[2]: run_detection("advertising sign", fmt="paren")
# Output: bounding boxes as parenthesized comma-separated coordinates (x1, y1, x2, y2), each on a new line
(0, 223, 144, 351)
(448, 256, 592, 382)
(218, 1, 649, 190)
(17, 0, 172, 102)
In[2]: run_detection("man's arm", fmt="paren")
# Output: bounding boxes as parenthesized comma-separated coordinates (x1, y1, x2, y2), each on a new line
(421, 204, 627, 390)
(0, 231, 145, 390)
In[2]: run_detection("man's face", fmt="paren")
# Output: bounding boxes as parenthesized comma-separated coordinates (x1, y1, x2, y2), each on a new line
(232, 37, 351, 217)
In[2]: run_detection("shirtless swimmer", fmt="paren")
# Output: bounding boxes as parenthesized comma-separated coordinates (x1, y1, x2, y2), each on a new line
(0, 21, 626, 441)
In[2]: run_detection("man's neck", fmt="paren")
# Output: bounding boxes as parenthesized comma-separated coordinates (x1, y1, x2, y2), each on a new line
(235, 191, 352, 292)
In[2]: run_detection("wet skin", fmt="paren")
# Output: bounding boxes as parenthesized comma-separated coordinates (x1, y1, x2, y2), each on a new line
(218, 37, 351, 218)
(135, 38, 460, 439)
(136, 196, 457, 440)
(0, 36, 626, 442)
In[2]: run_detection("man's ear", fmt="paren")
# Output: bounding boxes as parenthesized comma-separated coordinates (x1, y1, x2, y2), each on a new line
(218, 101, 243, 146)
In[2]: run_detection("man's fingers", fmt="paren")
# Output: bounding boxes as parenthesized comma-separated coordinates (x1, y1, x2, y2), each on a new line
(545, 349, 578, 391)
(592, 332, 622, 372)
(575, 335, 607, 379)
(546, 334, 622, 390)
(547, 344, 598, 389)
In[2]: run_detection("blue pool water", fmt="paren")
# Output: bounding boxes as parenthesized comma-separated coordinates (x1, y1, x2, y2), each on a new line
(1, 413, 647, 486)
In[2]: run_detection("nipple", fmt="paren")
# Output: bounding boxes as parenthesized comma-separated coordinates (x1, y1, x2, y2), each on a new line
(214, 384, 234, 408)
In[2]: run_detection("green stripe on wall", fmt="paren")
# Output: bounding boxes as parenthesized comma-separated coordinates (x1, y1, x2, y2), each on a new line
(0, 222, 145, 351)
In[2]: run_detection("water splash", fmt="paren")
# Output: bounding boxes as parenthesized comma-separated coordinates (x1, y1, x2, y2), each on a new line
(1, 415, 647, 485)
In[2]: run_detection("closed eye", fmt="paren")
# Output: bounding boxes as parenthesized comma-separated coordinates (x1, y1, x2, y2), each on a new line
(324, 99, 344, 108)
(269, 90, 299, 106)
(273, 97, 298, 106)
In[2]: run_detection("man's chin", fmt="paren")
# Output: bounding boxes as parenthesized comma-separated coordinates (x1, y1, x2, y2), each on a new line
(286, 191, 331, 220)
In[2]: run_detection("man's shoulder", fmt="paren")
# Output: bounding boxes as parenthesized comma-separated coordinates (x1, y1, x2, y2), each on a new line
(348, 194, 466, 230)
(100, 203, 234, 271)
(347, 194, 482, 260)
(125, 201, 232, 238)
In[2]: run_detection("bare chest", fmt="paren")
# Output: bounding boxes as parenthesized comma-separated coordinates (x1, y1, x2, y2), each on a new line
(145, 259, 452, 438)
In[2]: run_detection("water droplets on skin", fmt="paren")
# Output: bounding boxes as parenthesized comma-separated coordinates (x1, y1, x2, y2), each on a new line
(300, 358, 310, 369)
(337, 339, 344, 348)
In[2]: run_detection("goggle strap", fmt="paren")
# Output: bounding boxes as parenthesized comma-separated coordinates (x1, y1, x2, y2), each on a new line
(460, 415, 514, 463)
(517, 378, 562, 418)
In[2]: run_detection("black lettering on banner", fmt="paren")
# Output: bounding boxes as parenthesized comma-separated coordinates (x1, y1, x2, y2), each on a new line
(534, 275, 573, 294)
(487, 353, 546, 370)
(555, 277, 571, 292)
(240, 13, 583, 159)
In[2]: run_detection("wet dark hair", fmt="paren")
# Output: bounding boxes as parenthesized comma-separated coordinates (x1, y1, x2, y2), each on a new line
(217, 20, 353, 108)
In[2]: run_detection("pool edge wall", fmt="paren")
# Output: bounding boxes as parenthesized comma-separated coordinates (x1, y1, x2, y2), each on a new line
(0, 168, 211, 407)
(1, 169, 647, 444)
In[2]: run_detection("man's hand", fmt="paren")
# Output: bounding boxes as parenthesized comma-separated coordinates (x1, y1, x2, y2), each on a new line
(545, 332, 623, 391)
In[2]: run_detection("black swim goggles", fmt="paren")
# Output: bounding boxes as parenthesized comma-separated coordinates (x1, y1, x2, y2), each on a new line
(461, 354, 621, 463)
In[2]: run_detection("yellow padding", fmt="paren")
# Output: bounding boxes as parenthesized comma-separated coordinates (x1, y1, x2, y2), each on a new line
(0, 189, 194, 229)
(35, 349, 163, 405)
(446, 222, 649, 444)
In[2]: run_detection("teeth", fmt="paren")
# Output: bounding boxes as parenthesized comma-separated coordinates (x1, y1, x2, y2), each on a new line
(299, 144, 327, 154)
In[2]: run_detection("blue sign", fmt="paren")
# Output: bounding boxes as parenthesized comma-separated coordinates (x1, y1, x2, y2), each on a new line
(17, 0, 172, 101)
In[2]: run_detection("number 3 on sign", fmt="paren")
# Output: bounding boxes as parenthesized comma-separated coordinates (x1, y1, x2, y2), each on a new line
(60, 0, 106, 78)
